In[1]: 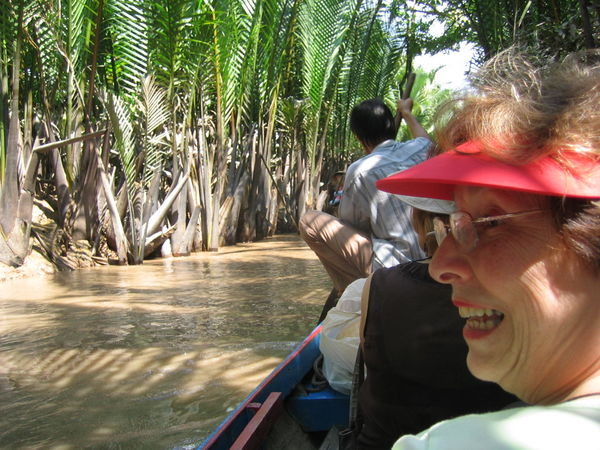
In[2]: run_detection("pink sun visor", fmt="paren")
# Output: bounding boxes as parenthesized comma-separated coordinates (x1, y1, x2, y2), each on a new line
(376, 142, 600, 200)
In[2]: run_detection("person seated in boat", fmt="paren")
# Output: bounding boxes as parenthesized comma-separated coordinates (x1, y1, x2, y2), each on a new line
(355, 203, 518, 450)
(322, 170, 346, 216)
(299, 98, 431, 296)
(374, 48, 600, 449)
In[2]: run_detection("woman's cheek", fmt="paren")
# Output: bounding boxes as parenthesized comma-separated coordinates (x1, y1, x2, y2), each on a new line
(471, 238, 529, 284)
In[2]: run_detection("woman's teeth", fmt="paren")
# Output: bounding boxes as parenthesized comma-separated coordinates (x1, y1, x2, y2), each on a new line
(457, 307, 504, 330)
(458, 307, 497, 318)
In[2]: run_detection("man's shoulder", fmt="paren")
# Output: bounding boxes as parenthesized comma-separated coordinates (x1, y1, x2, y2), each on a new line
(387, 136, 431, 153)
(348, 137, 430, 176)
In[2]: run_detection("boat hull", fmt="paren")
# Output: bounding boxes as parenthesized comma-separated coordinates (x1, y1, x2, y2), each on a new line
(198, 325, 349, 449)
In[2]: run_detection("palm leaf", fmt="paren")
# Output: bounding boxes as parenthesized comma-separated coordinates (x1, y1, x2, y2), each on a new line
(59, 0, 91, 141)
(105, 0, 149, 100)
(105, 89, 145, 255)
(106, 91, 136, 194)
(219, 0, 254, 127)
(139, 74, 170, 188)
(298, 0, 362, 160)
(25, 1, 62, 110)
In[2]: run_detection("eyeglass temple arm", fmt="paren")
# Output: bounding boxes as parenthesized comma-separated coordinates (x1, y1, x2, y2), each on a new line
(471, 209, 545, 224)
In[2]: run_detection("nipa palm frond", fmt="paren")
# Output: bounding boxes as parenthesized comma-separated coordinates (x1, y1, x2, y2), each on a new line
(106, 91, 137, 193)
(218, 0, 253, 129)
(139, 74, 169, 189)
(25, 1, 62, 108)
(106, 0, 149, 101)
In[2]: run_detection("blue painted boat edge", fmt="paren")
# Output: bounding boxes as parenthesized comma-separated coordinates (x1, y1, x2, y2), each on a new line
(197, 324, 323, 449)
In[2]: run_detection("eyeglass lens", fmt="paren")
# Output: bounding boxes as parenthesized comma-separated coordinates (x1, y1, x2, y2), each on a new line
(451, 212, 479, 251)
(433, 217, 449, 245)
(432, 209, 546, 252)
(432, 213, 478, 251)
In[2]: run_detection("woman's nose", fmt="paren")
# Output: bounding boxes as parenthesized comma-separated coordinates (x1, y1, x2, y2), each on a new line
(428, 233, 472, 285)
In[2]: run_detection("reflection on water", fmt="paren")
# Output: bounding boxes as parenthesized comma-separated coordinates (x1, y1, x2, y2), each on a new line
(0, 235, 330, 449)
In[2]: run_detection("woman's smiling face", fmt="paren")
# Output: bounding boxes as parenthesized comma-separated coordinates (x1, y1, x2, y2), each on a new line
(429, 186, 600, 404)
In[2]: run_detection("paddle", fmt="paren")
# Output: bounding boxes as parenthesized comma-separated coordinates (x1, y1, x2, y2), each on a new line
(394, 72, 416, 135)
(317, 287, 340, 324)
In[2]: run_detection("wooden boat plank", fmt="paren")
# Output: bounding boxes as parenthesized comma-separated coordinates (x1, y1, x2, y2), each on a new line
(230, 391, 284, 450)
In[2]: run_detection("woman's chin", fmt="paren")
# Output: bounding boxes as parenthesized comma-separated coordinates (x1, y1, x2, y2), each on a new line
(465, 352, 503, 384)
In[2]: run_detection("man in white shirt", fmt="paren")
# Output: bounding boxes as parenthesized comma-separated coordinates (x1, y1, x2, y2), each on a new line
(299, 98, 431, 296)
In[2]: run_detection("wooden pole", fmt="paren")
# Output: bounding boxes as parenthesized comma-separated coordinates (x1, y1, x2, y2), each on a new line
(394, 72, 416, 134)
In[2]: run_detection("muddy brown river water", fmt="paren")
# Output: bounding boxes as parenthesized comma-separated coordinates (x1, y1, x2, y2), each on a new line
(0, 235, 331, 449)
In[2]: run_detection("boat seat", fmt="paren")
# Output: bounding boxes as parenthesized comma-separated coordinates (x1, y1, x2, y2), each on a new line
(230, 391, 284, 450)
(287, 385, 350, 432)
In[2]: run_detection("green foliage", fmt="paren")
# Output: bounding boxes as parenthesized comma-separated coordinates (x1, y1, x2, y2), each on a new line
(105, 0, 150, 100)
(139, 75, 170, 188)
(5, 0, 596, 262)
(26, 1, 62, 109)
(415, 0, 598, 62)
(298, 0, 356, 117)
(394, 68, 451, 141)
(297, 0, 364, 170)
(106, 91, 136, 189)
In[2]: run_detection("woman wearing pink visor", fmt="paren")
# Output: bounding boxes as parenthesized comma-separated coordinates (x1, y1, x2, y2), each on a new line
(377, 49, 600, 449)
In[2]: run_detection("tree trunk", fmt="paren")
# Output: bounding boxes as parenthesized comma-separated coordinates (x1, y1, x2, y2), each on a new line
(579, 0, 596, 49)
(17, 132, 42, 233)
(0, 0, 23, 236)
(220, 171, 249, 245)
(186, 176, 203, 252)
(296, 152, 308, 221)
(176, 205, 200, 256)
(97, 150, 128, 264)
(171, 175, 188, 256)
(71, 136, 101, 242)
(239, 130, 266, 242)
(0, 1, 29, 267)
(145, 172, 190, 237)
(49, 135, 72, 228)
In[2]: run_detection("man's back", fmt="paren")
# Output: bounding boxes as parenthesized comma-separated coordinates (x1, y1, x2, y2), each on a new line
(340, 137, 430, 269)
(298, 97, 432, 295)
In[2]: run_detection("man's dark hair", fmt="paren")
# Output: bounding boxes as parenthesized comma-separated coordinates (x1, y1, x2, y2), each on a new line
(350, 98, 396, 148)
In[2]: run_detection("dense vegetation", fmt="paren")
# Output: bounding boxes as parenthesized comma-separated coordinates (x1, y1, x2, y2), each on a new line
(0, 0, 597, 269)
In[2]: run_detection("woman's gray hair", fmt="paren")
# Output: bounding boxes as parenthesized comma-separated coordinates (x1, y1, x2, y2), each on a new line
(434, 47, 600, 269)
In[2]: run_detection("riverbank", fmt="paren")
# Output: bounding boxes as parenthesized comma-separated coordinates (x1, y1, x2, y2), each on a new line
(0, 250, 56, 283)
(0, 232, 303, 283)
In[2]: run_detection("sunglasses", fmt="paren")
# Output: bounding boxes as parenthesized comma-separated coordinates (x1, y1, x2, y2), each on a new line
(430, 209, 547, 252)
